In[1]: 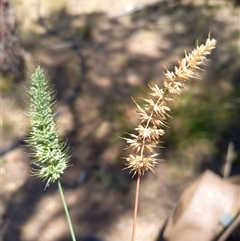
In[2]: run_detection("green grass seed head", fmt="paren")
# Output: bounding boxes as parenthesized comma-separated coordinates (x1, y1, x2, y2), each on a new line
(26, 66, 70, 187)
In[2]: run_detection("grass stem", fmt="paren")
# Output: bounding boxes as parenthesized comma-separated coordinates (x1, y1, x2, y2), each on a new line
(58, 180, 77, 241)
(131, 174, 141, 241)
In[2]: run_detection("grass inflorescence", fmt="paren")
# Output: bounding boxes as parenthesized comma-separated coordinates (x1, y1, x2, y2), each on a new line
(25, 66, 76, 241)
(26, 66, 70, 187)
(123, 36, 216, 241)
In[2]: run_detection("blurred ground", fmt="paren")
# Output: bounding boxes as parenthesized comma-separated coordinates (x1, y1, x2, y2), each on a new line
(1, 0, 240, 241)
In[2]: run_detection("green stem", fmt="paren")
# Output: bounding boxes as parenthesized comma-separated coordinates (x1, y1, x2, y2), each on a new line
(58, 180, 77, 241)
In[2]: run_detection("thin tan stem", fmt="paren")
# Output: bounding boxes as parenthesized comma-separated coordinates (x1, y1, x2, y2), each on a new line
(131, 174, 141, 241)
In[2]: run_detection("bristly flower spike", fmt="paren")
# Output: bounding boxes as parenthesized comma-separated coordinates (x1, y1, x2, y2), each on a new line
(26, 66, 70, 187)
(123, 36, 217, 177)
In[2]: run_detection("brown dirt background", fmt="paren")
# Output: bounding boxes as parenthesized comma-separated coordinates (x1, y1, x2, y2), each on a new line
(1, 0, 239, 241)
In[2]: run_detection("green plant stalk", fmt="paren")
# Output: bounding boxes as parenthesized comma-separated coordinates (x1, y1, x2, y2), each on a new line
(26, 66, 76, 241)
(58, 180, 77, 241)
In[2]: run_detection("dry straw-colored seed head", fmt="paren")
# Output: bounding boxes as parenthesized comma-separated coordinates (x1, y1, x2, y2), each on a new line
(124, 154, 159, 177)
(123, 36, 216, 177)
